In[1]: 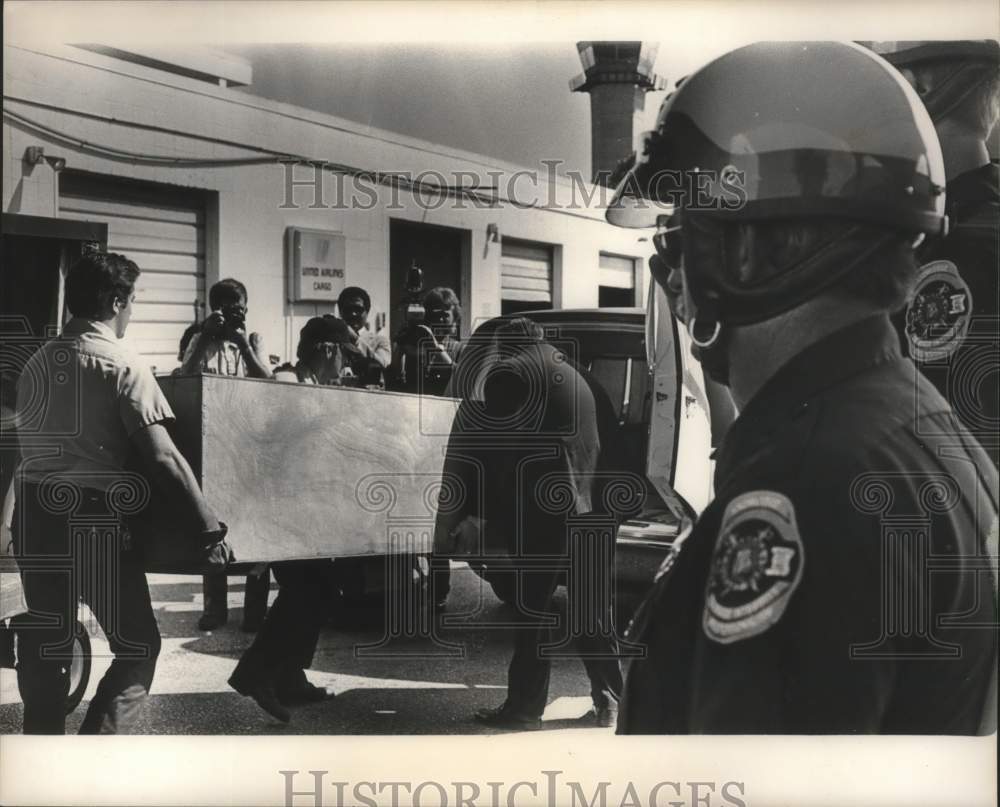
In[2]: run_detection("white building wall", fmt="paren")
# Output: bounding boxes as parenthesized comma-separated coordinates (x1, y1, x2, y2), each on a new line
(3, 42, 653, 364)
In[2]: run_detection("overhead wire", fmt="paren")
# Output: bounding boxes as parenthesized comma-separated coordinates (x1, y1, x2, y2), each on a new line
(3, 99, 608, 221)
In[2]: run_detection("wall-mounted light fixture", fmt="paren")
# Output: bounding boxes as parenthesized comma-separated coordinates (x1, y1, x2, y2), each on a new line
(24, 146, 45, 166)
(23, 146, 66, 171)
(486, 223, 500, 243)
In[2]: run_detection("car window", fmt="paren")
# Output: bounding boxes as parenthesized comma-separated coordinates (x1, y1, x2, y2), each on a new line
(587, 357, 629, 421)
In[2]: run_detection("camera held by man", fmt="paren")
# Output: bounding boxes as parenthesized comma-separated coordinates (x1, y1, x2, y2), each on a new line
(180, 278, 272, 381)
(390, 264, 465, 396)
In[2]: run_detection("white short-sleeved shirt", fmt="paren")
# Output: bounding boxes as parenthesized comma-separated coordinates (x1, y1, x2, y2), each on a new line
(357, 327, 392, 369)
(181, 332, 247, 377)
(15, 318, 174, 491)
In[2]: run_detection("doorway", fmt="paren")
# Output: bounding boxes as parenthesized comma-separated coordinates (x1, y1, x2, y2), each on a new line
(1, 212, 108, 500)
(388, 219, 466, 338)
(1, 213, 108, 340)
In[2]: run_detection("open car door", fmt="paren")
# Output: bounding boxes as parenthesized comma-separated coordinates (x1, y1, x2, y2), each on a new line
(644, 277, 717, 523)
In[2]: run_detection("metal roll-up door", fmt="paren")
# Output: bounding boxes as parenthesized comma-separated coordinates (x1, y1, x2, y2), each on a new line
(598, 252, 638, 307)
(501, 238, 553, 315)
(598, 253, 636, 290)
(59, 172, 207, 371)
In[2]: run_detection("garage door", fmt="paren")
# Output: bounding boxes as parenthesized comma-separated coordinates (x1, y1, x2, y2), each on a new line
(501, 238, 553, 315)
(598, 252, 638, 307)
(59, 172, 207, 372)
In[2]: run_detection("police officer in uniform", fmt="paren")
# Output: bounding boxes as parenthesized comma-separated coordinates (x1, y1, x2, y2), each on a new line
(444, 318, 629, 729)
(606, 42, 998, 734)
(865, 40, 999, 468)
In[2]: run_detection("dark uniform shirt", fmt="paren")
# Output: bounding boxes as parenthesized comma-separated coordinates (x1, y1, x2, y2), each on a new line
(897, 162, 999, 468)
(481, 341, 602, 555)
(619, 314, 998, 734)
(432, 342, 637, 565)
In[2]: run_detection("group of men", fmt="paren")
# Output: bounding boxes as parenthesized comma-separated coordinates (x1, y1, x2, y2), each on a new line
(174, 279, 393, 635)
(5, 38, 998, 736)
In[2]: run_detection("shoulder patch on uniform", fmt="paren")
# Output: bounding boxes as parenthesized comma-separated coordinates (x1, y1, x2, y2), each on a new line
(703, 491, 804, 645)
(904, 260, 972, 363)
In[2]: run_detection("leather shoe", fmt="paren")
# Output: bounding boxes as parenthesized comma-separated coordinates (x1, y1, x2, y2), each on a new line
(473, 703, 541, 730)
(230, 680, 290, 723)
(593, 704, 619, 729)
(278, 680, 334, 706)
(197, 612, 227, 631)
(275, 668, 335, 705)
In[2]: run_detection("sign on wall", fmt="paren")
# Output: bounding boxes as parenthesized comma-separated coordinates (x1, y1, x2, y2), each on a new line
(286, 227, 346, 303)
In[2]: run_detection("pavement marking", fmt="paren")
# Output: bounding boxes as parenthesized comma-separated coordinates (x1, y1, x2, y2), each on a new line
(541, 696, 594, 721)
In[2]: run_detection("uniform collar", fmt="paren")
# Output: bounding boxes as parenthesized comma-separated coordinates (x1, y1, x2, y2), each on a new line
(62, 317, 119, 341)
(948, 162, 999, 208)
(717, 313, 902, 470)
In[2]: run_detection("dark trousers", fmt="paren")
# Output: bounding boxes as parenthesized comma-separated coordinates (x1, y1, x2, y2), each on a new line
(431, 556, 451, 605)
(503, 534, 623, 718)
(202, 568, 270, 623)
(13, 483, 161, 734)
(229, 559, 335, 691)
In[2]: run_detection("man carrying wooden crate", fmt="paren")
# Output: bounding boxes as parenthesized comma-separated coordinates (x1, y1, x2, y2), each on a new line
(12, 250, 231, 734)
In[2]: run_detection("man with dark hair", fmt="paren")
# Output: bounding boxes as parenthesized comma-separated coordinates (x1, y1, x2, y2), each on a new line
(180, 278, 271, 632)
(181, 277, 272, 380)
(864, 40, 999, 468)
(13, 251, 230, 734)
(446, 317, 626, 729)
(606, 41, 997, 734)
(337, 286, 391, 383)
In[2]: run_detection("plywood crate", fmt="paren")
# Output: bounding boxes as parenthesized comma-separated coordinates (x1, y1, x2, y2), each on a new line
(133, 375, 460, 572)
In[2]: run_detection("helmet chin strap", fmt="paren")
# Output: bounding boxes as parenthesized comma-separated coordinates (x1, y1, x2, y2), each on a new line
(685, 295, 730, 386)
(688, 317, 722, 349)
(690, 319, 731, 386)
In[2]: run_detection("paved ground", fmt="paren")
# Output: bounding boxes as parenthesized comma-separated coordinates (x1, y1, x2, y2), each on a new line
(1, 562, 617, 736)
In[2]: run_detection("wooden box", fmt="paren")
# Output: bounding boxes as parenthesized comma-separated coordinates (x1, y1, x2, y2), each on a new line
(134, 375, 459, 572)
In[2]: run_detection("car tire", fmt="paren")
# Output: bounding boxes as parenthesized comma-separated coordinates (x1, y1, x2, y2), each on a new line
(66, 622, 92, 714)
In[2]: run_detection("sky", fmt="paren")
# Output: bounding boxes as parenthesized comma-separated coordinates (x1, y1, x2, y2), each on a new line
(220, 38, 764, 177)
(225, 44, 609, 177)
(7, 1, 999, 176)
